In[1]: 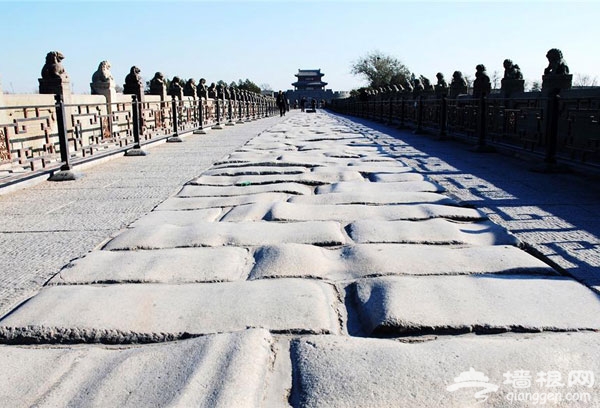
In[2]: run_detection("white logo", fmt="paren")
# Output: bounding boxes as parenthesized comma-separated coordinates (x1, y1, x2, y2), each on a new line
(446, 367, 499, 403)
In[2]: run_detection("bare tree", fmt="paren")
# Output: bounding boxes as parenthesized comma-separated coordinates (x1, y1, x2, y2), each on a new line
(573, 73, 598, 87)
(491, 70, 500, 90)
(351, 50, 411, 89)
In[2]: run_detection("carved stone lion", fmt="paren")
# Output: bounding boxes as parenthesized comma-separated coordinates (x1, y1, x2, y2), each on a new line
(41, 51, 68, 80)
(92, 61, 114, 83)
(544, 48, 569, 75)
(125, 66, 142, 87)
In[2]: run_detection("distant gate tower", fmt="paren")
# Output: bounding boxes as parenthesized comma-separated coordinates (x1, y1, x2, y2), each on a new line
(292, 69, 328, 91)
(286, 68, 348, 107)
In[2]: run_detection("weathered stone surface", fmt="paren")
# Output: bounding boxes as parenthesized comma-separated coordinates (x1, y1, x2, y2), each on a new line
(50, 247, 253, 284)
(128, 208, 222, 227)
(250, 244, 555, 281)
(352, 275, 600, 335)
(178, 183, 314, 197)
(202, 165, 309, 176)
(290, 332, 600, 408)
(0, 329, 274, 408)
(348, 219, 519, 246)
(0, 279, 340, 338)
(189, 170, 364, 187)
(289, 191, 456, 206)
(316, 180, 445, 194)
(155, 192, 291, 211)
(103, 221, 346, 250)
(220, 202, 275, 222)
(267, 202, 486, 222)
(368, 172, 428, 182)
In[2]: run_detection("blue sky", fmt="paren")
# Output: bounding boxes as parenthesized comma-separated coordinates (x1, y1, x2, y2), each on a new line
(2, 1, 599, 94)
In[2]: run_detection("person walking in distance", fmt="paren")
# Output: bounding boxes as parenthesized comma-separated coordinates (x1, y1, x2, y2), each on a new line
(300, 96, 307, 112)
(276, 90, 286, 117)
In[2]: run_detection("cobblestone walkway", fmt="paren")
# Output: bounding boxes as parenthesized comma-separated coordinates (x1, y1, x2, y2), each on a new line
(0, 111, 598, 407)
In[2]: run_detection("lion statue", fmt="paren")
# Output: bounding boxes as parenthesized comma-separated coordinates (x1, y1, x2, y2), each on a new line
(124, 66, 142, 87)
(544, 48, 569, 76)
(122, 66, 143, 95)
(92, 60, 114, 83)
(41, 51, 68, 80)
(90, 61, 115, 94)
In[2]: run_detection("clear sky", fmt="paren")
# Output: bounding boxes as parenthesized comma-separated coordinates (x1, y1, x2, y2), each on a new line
(2, 0, 599, 94)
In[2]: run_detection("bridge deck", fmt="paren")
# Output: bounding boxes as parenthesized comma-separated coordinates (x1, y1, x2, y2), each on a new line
(0, 110, 599, 407)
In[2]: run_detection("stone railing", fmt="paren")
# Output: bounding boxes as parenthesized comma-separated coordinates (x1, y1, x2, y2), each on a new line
(0, 65, 276, 185)
(330, 89, 600, 171)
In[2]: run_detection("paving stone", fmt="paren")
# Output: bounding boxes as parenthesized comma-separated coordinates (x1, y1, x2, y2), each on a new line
(103, 221, 346, 250)
(0, 279, 340, 339)
(217, 151, 275, 163)
(352, 275, 600, 336)
(128, 208, 223, 227)
(0, 329, 274, 408)
(50, 247, 253, 284)
(346, 165, 416, 175)
(288, 191, 456, 206)
(250, 244, 555, 281)
(211, 160, 321, 170)
(178, 183, 314, 197)
(290, 332, 600, 408)
(189, 170, 364, 187)
(267, 202, 486, 222)
(316, 180, 445, 194)
(368, 172, 428, 182)
(155, 193, 291, 211)
(220, 202, 275, 222)
(202, 165, 309, 176)
(348, 219, 519, 246)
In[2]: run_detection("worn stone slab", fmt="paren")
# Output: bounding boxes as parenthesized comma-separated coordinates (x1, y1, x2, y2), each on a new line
(129, 208, 222, 227)
(103, 221, 346, 250)
(348, 219, 519, 246)
(155, 193, 291, 211)
(220, 202, 275, 222)
(273, 153, 361, 167)
(178, 183, 314, 197)
(289, 191, 456, 206)
(267, 202, 486, 222)
(369, 172, 428, 182)
(0, 279, 340, 338)
(189, 170, 364, 186)
(0, 329, 273, 408)
(290, 332, 600, 408)
(215, 151, 273, 163)
(316, 180, 445, 194)
(49, 247, 253, 285)
(250, 244, 555, 281)
(213, 157, 323, 169)
(353, 275, 600, 336)
(202, 165, 309, 176)
(211, 161, 320, 170)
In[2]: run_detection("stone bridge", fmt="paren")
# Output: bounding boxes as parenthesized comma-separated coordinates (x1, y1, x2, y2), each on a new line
(0, 107, 599, 407)
(0, 50, 599, 407)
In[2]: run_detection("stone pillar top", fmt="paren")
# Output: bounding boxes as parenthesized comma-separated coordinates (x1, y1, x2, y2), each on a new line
(39, 51, 71, 96)
(90, 60, 115, 95)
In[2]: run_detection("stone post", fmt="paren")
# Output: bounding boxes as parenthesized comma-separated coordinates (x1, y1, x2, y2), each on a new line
(167, 95, 183, 142)
(123, 66, 144, 102)
(48, 94, 78, 181)
(91, 60, 117, 112)
(168, 77, 184, 100)
(39, 51, 72, 102)
(148, 72, 167, 101)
